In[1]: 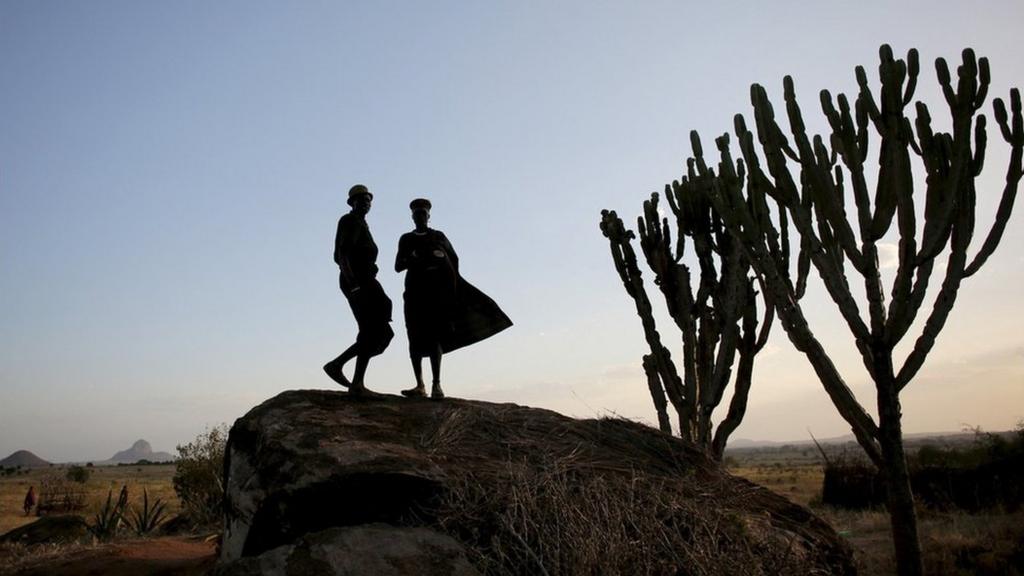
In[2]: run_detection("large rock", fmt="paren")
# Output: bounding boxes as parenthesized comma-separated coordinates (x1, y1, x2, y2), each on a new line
(213, 524, 478, 576)
(222, 392, 448, 559)
(222, 390, 856, 575)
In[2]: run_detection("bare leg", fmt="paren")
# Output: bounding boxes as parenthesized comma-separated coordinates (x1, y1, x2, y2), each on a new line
(349, 354, 372, 394)
(323, 343, 358, 388)
(430, 344, 444, 399)
(402, 355, 427, 397)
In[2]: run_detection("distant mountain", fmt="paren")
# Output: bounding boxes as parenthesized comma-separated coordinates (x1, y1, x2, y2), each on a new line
(727, 438, 785, 449)
(727, 434, 859, 449)
(0, 450, 51, 468)
(107, 439, 176, 463)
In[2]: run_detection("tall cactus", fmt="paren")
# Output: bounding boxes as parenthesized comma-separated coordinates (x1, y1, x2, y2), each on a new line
(684, 45, 1021, 576)
(600, 175, 774, 460)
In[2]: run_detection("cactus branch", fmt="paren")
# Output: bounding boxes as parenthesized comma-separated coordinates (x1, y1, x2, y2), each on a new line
(602, 158, 775, 455)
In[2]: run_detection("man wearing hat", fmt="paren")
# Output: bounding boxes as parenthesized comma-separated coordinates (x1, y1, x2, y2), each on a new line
(395, 198, 512, 399)
(323, 184, 394, 395)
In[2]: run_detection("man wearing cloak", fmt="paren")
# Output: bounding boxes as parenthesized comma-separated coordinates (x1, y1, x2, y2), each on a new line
(395, 198, 511, 399)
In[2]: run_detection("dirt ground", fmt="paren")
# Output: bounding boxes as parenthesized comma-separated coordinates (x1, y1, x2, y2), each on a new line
(0, 536, 216, 576)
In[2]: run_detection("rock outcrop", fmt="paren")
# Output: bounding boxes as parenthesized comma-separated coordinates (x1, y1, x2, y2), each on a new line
(220, 390, 855, 575)
(212, 524, 478, 576)
(108, 439, 176, 463)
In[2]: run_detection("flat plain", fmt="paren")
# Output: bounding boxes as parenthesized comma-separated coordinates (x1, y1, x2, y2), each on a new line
(0, 464, 178, 536)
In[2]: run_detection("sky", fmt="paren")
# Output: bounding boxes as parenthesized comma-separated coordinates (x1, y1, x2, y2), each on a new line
(1, 1, 1022, 462)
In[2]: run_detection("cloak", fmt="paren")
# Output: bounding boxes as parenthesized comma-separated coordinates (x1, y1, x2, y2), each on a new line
(442, 277, 512, 353)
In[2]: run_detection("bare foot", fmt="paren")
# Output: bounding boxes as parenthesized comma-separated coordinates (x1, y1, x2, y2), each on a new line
(401, 386, 427, 398)
(323, 363, 350, 388)
(431, 384, 445, 400)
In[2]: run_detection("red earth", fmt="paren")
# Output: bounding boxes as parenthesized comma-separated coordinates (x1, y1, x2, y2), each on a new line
(5, 536, 216, 576)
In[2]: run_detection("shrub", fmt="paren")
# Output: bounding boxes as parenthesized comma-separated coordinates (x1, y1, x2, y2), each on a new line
(66, 465, 92, 484)
(173, 424, 228, 526)
(823, 424, 1024, 511)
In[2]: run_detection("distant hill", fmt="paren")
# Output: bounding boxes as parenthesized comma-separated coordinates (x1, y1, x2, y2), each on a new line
(727, 434, 858, 450)
(0, 450, 51, 468)
(106, 439, 176, 464)
(730, 430, 997, 450)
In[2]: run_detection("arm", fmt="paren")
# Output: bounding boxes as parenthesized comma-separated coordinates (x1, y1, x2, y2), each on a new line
(333, 218, 344, 266)
(335, 216, 360, 290)
(395, 235, 410, 272)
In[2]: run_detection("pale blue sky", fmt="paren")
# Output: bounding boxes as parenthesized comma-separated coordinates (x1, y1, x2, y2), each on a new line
(2, 1, 1022, 462)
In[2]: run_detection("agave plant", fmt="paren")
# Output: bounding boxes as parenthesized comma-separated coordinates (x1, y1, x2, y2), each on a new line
(128, 488, 169, 536)
(91, 485, 129, 540)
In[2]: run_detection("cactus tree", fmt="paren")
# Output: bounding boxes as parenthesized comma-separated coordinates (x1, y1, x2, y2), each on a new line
(600, 177, 774, 460)
(683, 45, 1021, 575)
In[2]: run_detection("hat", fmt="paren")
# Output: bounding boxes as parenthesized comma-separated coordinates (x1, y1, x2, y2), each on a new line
(409, 198, 432, 211)
(348, 184, 372, 206)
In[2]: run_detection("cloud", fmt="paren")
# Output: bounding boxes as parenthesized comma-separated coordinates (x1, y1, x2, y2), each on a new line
(877, 242, 899, 270)
(909, 344, 1024, 386)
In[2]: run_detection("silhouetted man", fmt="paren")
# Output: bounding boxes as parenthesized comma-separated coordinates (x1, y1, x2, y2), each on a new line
(395, 198, 511, 399)
(324, 184, 393, 395)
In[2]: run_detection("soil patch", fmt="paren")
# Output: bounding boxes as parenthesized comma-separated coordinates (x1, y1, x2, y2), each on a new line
(2, 536, 216, 576)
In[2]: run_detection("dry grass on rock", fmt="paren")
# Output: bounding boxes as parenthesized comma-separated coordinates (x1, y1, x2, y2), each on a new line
(411, 406, 850, 576)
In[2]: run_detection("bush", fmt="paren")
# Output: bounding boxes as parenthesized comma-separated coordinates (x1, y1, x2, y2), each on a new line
(172, 424, 228, 526)
(823, 423, 1024, 511)
(66, 465, 92, 484)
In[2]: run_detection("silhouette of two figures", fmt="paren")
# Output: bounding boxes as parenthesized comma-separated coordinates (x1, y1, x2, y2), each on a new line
(324, 186, 511, 397)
